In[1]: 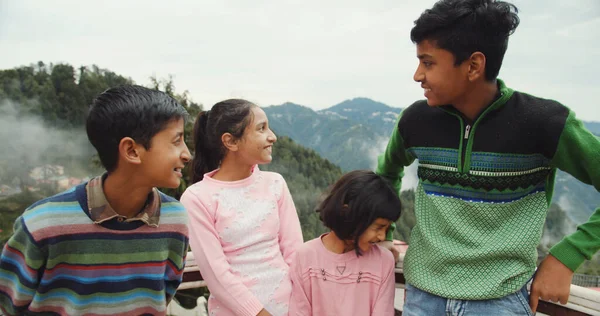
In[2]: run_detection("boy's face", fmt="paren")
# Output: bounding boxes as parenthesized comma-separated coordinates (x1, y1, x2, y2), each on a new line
(236, 107, 277, 165)
(357, 218, 391, 253)
(139, 118, 191, 188)
(413, 39, 471, 107)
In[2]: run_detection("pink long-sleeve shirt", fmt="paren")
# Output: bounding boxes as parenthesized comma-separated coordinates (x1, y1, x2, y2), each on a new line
(289, 235, 396, 316)
(180, 166, 303, 316)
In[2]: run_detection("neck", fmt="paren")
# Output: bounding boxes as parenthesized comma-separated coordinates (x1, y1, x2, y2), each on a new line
(453, 79, 498, 122)
(322, 232, 354, 254)
(103, 171, 152, 218)
(212, 154, 254, 181)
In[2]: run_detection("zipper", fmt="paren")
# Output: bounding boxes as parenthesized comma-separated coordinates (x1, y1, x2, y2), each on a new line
(461, 123, 471, 172)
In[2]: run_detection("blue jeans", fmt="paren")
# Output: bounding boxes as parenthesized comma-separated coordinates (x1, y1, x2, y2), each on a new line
(403, 283, 534, 316)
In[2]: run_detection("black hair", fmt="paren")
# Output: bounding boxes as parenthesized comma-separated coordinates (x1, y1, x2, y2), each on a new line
(86, 85, 188, 172)
(317, 170, 401, 256)
(411, 0, 520, 81)
(191, 99, 257, 183)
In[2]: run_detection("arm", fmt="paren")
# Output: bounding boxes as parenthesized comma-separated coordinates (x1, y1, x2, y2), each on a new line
(180, 191, 264, 316)
(547, 111, 600, 269)
(371, 254, 396, 316)
(376, 113, 415, 241)
(0, 217, 45, 316)
(530, 111, 600, 312)
(277, 176, 304, 267)
(288, 255, 312, 316)
(165, 234, 189, 304)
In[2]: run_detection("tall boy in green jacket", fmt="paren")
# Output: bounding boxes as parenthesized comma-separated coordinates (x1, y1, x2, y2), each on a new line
(377, 0, 600, 314)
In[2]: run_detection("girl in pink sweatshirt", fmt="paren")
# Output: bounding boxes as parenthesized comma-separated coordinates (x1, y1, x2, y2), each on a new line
(180, 99, 303, 316)
(289, 170, 401, 316)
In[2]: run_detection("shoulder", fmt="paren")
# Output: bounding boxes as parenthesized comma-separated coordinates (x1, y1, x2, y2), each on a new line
(180, 180, 214, 205)
(22, 186, 81, 221)
(157, 190, 187, 218)
(508, 91, 569, 125)
(293, 238, 321, 263)
(256, 170, 288, 198)
(369, 244, 396, 270)
(21, 185, 84, 239)
(258, 170, 285, 183)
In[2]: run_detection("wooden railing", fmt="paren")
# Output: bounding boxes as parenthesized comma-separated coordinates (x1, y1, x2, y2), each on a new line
(179, 252, 600, 315)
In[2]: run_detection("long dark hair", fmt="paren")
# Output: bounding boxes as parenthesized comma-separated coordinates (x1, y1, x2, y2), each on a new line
(191, 99, 256, 183)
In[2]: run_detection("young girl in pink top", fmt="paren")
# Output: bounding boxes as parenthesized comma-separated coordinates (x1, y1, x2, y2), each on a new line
(289, 170, 401, 316)
(180, 99, 303, 316)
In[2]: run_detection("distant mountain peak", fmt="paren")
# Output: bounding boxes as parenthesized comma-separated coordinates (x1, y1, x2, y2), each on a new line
(322, 97, 400, 113)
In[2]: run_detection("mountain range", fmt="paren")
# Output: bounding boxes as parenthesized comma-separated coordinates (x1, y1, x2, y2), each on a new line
(264, 97, 600, 225)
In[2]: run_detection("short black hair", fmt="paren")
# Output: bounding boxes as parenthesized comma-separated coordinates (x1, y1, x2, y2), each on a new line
(86, 85, 188, 172)
(317, 170, 401, 256)
(191, 99, 256, 183)
(411, 0, 520, 81)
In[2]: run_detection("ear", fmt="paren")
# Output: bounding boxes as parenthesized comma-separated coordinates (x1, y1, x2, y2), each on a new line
(221, 133, 239, 152)
(118, 137, 143, 165)
(467, 51, 486, 82)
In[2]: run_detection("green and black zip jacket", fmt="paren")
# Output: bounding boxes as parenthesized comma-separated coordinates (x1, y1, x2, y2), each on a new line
(376, 79, 600, 299)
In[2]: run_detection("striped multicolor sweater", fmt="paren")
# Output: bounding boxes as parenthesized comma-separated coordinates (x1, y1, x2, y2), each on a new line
(377, 79, 600, 299)
(0, 182, 189, 316)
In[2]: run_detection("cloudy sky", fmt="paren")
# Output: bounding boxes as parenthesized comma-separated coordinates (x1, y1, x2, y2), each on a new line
(1, 0, 599, 121)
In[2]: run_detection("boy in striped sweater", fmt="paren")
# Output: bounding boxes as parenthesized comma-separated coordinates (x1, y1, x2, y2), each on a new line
(0, 85, 191, 315)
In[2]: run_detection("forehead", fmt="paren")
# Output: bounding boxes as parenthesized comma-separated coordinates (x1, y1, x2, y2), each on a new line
(372, 218, 391, 226)
(249, 106, 267, 124)
(155, 118, 184, 136)
(416, 39, 454, 60)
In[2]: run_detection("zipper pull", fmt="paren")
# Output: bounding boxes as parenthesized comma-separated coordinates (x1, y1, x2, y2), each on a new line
(464, 125, 471, 139)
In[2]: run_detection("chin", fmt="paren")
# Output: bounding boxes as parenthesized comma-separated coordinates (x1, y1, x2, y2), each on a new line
(359, 244, 372, 252)
(162, 180, 181, 189)
(426, 99, 444, 107)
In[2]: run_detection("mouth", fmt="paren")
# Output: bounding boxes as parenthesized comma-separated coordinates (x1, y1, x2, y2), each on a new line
(265, 145, 272, 153)
(174, 167, 183, 177)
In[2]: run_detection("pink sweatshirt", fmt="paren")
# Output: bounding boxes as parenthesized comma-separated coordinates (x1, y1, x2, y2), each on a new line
(180, 166, 303, 316)
(289, 235, 396, 316)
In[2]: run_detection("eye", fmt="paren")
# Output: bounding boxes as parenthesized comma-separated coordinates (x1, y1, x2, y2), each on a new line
(422, 61, 432, 67)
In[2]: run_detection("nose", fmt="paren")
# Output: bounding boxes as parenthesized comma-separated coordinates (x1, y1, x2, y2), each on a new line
(377, 230, 386, 242)
(268, 129, 277, 143)
(413, 65, 424, 82)
(181, 143, 191, 163)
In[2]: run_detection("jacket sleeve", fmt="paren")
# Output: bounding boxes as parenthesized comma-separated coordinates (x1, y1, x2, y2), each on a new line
(376, 112, 416, 240)
(549, 110, 600, 271)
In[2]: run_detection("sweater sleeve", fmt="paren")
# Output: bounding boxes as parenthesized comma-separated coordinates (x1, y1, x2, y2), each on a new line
(548, 110, 600, 271)
(277, 176, 304, 267)
(165, 234, 189, 304)
(180, 191, 264, 316)
(288, 253, 312, 316)
(0, 217, 45, 316)
(371, 251, 397, 316)
(376, 112, 415, 241)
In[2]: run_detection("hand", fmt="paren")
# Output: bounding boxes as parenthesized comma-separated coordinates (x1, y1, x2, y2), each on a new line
(529, 255, 574, 313)
(257, 308, 272, 316)
(377, 240, 400, 263)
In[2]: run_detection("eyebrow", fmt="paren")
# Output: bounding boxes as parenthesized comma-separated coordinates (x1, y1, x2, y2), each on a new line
(255, 119, 267, 126)
(173, 132, 184, 139)
(417, 54, 433, 59)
